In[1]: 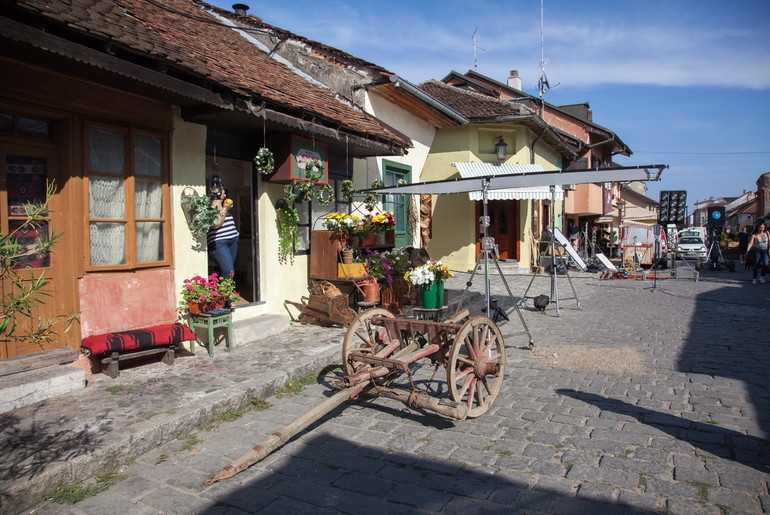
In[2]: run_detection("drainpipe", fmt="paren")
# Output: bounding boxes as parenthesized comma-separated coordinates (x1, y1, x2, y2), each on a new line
(530, 129, 546, 165)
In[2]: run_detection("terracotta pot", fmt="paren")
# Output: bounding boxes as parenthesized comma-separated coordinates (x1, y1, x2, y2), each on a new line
(187, 297, 227, 315)
(341, 250, 354, 264)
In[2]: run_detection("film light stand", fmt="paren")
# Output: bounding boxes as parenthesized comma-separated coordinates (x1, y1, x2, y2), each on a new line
(457, 178, 534, 348)
(518, 185, 583, 317)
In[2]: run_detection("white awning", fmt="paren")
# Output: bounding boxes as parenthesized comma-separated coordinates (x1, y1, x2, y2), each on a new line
(359, 165, 665, 196)
(456, 163, 564, 201)
(595, 216, 657, 227)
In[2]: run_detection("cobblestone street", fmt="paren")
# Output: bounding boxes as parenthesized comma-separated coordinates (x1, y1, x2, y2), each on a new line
(29, 267, 770, 514)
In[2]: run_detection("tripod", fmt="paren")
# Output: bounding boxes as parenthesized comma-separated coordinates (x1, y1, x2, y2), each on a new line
(668, 226, 700, 282)
(518, 186, 583, 318)
(706, 226, 726, 270)
(457, 178, 534, 348)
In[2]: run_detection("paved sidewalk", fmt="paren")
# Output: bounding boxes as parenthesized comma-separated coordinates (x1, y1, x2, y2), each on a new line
(3, 264, 770, 514)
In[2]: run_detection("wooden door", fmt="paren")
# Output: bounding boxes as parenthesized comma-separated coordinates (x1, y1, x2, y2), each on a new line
(477, 200, 518, 260)
(0, 141, 78, 358)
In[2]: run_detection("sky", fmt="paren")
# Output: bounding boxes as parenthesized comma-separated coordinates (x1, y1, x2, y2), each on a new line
(210, 0, 770, 212)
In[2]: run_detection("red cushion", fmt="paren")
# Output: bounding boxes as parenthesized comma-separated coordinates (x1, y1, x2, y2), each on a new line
(81, 323, 196, 357)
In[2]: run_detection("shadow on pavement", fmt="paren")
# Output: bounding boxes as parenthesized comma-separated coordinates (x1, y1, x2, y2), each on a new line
(674, 280, 770, 441)
(0, 405, 105, 482)
(199, 433, 653, 514)
(557, 390, 770, 474)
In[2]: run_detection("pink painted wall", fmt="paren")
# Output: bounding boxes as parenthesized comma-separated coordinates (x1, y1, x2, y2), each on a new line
(565, 183, 604, 216)
(78, 269, 178, 337)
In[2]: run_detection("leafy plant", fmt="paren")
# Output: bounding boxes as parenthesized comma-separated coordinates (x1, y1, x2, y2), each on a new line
(277, 204, 299, 264)
(341, 180, 354, 200)
(1, 182, 79, 348)
(180, 193, 220, 238)
(361, 248, 411, 283)
(277, 160, 331, 264)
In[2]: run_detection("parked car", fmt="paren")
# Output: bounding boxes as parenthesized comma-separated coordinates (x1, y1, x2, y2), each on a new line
(675, 236, 707, 269)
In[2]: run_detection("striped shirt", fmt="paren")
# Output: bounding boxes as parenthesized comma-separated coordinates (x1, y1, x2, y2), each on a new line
(207, 215, 239, 245)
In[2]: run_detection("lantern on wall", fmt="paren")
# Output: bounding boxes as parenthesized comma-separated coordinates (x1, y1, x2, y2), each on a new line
(494, 137, 507, 162)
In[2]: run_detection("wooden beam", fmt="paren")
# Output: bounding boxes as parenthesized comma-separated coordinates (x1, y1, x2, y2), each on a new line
(0, 348, 79, 377)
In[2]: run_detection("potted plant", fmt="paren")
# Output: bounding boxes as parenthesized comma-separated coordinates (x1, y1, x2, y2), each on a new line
(180, 273, 240, 314)
(369, 211, 396, 244)
(405, 260, 453, 309)
(322, 212, 359, 250)
(180, 192, 220, 239)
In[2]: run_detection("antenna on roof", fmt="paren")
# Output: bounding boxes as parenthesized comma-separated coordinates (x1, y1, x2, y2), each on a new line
(472, 27, 485, 69)
(537, 0, 559, 99)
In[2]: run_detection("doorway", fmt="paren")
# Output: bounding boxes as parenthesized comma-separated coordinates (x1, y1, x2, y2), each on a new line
(476, 200, 520, 260)
(1, 137, 79, 358)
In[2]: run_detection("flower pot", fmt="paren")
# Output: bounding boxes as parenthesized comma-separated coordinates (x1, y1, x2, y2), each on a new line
(384, 230, 395, 246)
(187, 297, 227, 315)
(420, 282, 439, 309)
(419, 281, 444, 309)
(341, 249, 354, 264)
(361, 235, 377, 246)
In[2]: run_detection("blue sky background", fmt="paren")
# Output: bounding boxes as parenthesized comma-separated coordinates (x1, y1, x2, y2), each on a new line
(211, 0, 770, 212)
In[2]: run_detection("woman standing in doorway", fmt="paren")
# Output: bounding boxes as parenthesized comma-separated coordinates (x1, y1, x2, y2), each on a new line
(745, 222, 769, 284)
(208, 190, 239, 281)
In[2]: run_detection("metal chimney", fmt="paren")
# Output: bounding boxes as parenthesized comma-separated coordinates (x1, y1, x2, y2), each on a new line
(507, 70, 522, 90)
(232, 3, 249, 15)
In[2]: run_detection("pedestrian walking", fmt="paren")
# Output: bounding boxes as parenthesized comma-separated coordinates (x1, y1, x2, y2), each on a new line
(745, 222, 769, 284)
(737, 226, 750, 269)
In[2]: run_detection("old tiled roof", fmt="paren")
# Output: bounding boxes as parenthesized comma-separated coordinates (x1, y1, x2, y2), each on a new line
(418, 80, 534, 120)
(418, 80, 583, 158)
(5, 0, 409, 149)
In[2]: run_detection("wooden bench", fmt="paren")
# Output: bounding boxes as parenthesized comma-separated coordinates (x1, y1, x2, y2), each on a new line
(80, 323, 196, 378)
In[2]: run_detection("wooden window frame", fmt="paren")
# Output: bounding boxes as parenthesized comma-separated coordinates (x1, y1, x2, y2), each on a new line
(83, 121, 171, 271)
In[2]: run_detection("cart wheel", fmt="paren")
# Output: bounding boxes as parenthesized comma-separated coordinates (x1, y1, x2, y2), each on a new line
(342, 308, 395, 375)
(447, 315, 506, 418)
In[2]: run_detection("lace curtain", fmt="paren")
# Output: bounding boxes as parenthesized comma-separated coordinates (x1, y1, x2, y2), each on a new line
(88, 128, 164, 265)
(135, 178, 163, 262)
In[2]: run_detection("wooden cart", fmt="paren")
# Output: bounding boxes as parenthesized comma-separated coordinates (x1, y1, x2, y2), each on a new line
(206, 307, 506, 484)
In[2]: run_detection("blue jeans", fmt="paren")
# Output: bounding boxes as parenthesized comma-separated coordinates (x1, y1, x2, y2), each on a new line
(209, 237, 239, 280)
(751, 248, 768, 278)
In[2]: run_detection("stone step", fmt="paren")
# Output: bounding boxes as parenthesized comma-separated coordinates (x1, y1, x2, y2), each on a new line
(232, 313, 290, 347)
(0, 365, 86, 413)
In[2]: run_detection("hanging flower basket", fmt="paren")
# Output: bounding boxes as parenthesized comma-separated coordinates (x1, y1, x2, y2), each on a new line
(180, 189, 220, 239)
(253, 147, 275, 175)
